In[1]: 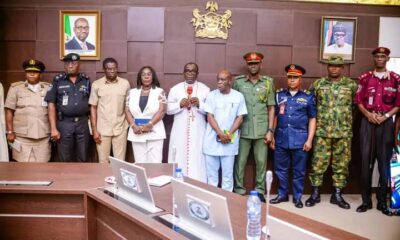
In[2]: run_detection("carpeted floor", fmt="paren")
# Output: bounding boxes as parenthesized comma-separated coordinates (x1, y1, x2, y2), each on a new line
(271, 194, 400, 240)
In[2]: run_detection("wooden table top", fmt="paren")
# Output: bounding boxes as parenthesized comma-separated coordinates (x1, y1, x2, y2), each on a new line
(0, 162, 366, 240)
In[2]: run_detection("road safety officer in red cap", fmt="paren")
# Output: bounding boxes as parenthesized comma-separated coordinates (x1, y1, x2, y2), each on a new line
(233, 52, 275, 202)
(269, 64, 316, 208)
(355, 47, 400, 216)
(45, 53, 91, 162)
(4, 59, 51, 162)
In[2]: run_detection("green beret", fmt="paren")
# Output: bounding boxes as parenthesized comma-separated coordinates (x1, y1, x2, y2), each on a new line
(327, 55, 344, 65)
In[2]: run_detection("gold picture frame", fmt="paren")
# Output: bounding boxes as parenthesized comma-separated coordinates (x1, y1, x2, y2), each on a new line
(320, 16, 357, 63)
(59, 10, 101, 60)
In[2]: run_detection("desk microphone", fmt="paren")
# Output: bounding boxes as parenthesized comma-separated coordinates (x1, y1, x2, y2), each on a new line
(262, 170, 273, 239)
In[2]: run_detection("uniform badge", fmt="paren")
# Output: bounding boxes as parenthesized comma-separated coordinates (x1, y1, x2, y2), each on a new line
(279, 103, 285, 115)
(47, 84, 53, 91)
(290, 64, 295, 69)
(79, 85, 87, 93)
(29, 59, 35, 65)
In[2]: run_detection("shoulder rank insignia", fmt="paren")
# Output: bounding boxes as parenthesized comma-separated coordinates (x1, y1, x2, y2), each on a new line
(10, 81, 25, 87)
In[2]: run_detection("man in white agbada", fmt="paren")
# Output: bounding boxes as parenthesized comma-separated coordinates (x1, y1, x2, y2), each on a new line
(167, 63, 210, 182)
(0, 82, 9, 161)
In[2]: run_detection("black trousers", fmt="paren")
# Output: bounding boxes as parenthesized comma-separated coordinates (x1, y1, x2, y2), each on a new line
(360, 116, 393, 205)
(57, 117, 90, 162)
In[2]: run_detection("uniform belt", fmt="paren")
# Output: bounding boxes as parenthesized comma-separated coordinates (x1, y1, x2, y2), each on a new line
(63, 116, 88, 123)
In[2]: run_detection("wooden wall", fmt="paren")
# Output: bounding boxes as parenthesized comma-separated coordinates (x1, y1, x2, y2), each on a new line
(1, 0, 399, 193)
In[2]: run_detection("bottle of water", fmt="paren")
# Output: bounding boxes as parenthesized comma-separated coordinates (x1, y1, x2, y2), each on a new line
(247, 190, 261, 240)
(174, 168, 184, 181)
(173, 168, 184, 231)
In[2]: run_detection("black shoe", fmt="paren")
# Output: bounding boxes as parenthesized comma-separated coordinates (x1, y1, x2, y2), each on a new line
(269, 195, 289, 204)
(356, 203, 372, 213)
(257, 192, 266, 203)
(330, 188, 350, 209)
(377, 203, 393, 216)
(294, 199, 303, 208)
(305, 187, 320, 207)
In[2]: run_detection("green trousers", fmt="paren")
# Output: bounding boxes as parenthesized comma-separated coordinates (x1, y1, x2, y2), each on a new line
(309, 136, 352, 188)
(234, 138, 268, 195)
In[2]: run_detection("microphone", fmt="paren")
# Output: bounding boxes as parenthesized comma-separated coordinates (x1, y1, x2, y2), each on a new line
(186, 86, 193, 110)
(262, 170, 273, 239)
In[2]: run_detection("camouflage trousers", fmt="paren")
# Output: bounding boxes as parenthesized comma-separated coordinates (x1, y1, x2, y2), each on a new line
(309, 137, 352, 188)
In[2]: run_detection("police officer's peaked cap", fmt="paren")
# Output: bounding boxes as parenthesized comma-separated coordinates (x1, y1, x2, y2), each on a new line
(333, 23, 346, 33)
(284, 64, 306, 76)
(22, 59, 45, 73)
(372, 47, 390, 56)
(62, 53, 80, 61)
(327, 55, 345, 65)
(243, 52, 264, 63)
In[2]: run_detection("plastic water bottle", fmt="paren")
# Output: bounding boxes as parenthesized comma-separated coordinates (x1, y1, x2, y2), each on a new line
(173, 168, 184, 231)
(247, 190, 261, 240)
(174, 168, 184, 181)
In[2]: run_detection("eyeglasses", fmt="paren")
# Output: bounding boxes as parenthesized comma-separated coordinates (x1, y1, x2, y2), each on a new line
(75, 26, 89, 31)
(217, 78, 229, 82)
(334, 33, 345, 38)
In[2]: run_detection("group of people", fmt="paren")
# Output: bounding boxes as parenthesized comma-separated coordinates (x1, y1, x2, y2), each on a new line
(0, 47, 399, 217)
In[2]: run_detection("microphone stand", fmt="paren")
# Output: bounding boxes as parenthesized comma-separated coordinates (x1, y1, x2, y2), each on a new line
(262, 171, 273, 239)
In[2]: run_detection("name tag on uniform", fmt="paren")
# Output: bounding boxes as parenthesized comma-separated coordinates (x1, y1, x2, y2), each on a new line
(368, 96, 373, 105)
(62, 95, 69, 106)
(279, 104, 285, 115)
(41, 97, 48, 107)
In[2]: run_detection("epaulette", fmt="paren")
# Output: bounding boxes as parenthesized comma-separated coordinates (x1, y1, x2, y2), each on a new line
(79, 73, 90, 80)
(276, 88, 284, 93)
(40, 82, 50, 87)
(303, 89, 311, 95)
(10, 81, 25, 87)
(54, 73, 66, 81)
(261, 75, 273, 81)
(235, 75, 246, 79)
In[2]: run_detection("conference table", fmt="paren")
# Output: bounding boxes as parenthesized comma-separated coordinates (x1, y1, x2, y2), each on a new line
(0, 163, 365, 240)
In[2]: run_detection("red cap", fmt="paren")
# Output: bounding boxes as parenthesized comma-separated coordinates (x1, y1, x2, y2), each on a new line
(372, 47, 390, 56)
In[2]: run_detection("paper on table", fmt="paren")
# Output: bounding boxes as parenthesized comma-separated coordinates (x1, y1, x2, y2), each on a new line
(8, 139, 21, 152)
(148, 175, 172, 187)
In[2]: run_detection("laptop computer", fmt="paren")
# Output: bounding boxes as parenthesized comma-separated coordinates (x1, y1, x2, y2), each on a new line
(108, 156, 163, 214)
(158, 179, 234, 240)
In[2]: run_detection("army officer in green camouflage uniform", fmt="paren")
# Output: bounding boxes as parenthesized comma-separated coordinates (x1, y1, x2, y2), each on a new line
(233, 52, 275, 201)
(305, 56, 357, 209)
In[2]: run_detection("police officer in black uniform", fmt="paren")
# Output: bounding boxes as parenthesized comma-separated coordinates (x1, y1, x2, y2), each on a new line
(45, 53, 91, 162)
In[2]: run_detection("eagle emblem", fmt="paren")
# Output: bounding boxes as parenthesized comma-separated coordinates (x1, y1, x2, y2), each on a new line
(191, 1, 232, 40)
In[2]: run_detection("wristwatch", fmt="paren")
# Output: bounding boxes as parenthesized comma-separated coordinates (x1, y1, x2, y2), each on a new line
(384, 113, 391, 119)
(267, 128, 274, 133)
(6, 131, 14, 135)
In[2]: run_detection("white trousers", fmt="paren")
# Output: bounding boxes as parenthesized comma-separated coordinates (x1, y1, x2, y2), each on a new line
(132, 139, 164, 163)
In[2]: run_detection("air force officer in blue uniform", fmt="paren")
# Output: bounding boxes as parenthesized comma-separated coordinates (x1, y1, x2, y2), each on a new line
(270, 64, 316, 208)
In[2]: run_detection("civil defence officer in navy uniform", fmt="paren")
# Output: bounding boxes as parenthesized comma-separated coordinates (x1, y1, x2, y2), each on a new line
(270, 64, 317, 208)
(45, 53, 91, 162)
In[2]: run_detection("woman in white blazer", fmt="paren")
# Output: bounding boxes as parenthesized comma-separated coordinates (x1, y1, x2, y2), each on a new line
(125, 66, 167, 163)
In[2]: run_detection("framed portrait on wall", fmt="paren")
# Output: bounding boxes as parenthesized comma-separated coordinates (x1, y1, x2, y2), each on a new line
(320, 16, 357, 63)
(59, 10, 101, 60)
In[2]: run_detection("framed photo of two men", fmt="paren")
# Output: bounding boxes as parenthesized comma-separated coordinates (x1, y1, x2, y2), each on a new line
(59, 10, 101, 60)
(320, 16, 357, 63)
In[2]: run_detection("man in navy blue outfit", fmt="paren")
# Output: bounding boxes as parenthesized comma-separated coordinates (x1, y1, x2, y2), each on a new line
(269, 64, 317, 208)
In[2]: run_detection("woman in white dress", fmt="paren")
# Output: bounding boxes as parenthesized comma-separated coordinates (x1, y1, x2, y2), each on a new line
(125, 66, 167, 163)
